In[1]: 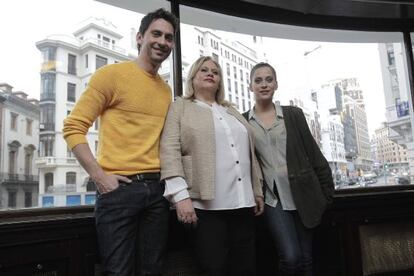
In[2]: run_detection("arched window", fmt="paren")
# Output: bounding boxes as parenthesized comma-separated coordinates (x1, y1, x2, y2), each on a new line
(8, 140, 21, 178)
(8, 151, 17, 176)
(45, 173, 54, 193)
(24, 145, 36, 176)
(66, 172, 76, 185)
(86, 180, 96, 192)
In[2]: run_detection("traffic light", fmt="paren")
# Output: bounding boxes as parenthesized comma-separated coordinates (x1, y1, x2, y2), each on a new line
(384, 163, 388, 170)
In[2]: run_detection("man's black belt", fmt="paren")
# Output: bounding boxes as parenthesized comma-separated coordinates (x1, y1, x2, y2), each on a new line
(126, 172, 161, 181)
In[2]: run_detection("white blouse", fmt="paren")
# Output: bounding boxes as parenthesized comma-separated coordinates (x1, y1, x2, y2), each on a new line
(163, 101, 255, 210)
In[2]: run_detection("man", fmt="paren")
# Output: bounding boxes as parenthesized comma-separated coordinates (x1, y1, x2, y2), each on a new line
(63, 8, 178, 276)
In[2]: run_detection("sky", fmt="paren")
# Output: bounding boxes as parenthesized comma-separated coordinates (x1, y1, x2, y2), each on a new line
(215, 31, 388, 136)
(0, 0, 391, 136)
(0, 0, 140, 98)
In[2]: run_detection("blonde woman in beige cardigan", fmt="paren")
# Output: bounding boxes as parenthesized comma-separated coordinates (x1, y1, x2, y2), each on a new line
(160, 56, 264, 276)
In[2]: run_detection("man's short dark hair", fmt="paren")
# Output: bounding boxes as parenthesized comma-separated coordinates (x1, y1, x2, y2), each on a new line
(139, 8, 179, 37)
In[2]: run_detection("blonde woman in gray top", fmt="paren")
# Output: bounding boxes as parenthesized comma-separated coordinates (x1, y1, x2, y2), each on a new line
(160, 56, 264, 276)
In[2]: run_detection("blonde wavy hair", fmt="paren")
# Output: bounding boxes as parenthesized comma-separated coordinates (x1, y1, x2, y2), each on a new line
(184, 56, 231, 106)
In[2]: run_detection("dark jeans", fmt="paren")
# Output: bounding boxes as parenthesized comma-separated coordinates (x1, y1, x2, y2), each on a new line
(192, 208, 256, 276)
(95, 178, 169, 276)
(264, 203, 314, 276)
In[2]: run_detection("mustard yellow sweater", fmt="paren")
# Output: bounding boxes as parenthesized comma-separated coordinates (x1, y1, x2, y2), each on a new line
(63, 61, 172, 175)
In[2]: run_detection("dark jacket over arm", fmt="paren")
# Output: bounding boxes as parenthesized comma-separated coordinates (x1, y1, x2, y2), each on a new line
(283, 106, 334, 228)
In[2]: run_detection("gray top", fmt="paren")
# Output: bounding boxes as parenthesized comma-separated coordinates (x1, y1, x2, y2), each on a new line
(248, 104, 296, 210)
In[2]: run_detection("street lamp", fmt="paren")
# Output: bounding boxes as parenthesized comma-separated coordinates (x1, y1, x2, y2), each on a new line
(304, 45, 322, 56)
(303, 45, 322, 94)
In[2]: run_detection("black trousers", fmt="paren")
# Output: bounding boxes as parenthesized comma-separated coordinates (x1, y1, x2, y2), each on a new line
(95, 179, 170, 276)
(191, 207, 256, 276)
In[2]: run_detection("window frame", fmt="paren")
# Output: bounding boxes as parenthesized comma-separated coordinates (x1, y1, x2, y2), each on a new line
(1, 0, 414, 217)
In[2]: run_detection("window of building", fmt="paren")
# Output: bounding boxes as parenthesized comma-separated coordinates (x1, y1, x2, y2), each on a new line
(67, 82, 76, 102)
(67, 195, 81, 206)
(40, 135, 54, 157)
(86, 180, 96, 192)
(8, 140, 21, 178)
(24, 192, 32, 208)
(25, 153, 32, 175)
(41, 73, 55, 101)
(26, 119, 33, 136)
(41, 47, 56, 62)
(24, 146, 34, 176)
(8, 190, 17, 208)
(40, 104, 55, 131)
(68, 54, 76, 75)
(10, 112, 18, 130)
(45, 173, 54, 193)
(85, 54, 88, 68)
(66, 172, 76, 185)
(96, 55, 108, 69)
(8, 150, 17, 176)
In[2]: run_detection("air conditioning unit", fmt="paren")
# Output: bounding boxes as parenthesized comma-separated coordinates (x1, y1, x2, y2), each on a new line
(39, 123, 45, 130)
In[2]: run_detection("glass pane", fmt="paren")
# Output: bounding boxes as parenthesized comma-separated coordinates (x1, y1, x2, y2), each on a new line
(0, 0, 170, 211)
(179, 5, 413, 190)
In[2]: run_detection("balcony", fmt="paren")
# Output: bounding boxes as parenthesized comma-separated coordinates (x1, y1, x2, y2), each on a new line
(46, 184, 77, 193)
(40, 61, 56, 72)
(39, 122, 55, 131)
(40, 93, 55, 101)
(35, 157, 78, 168)
(0, 173, 39, 183)
(80, 37, 126, 55)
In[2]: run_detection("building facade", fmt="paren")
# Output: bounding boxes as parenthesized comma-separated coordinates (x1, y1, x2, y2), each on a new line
(378, 43, 414, 180)
(373, 122, 409, 175)
(171, 25, 264, 112)
(323, 78, 372, 172)
(35, 18, 132, 207)
(0, 83, 39, 210)
(317, 84, 347, 179)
